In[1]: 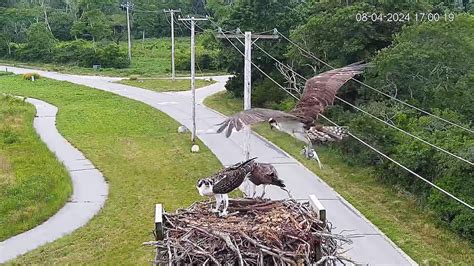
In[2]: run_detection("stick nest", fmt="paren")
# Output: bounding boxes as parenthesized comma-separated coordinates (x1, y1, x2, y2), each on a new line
(144, 199, 352, 265)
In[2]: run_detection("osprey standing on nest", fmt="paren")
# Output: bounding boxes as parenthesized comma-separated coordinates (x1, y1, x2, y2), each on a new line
(196, 157, 256, 216)
(216, 62, 368, 168)
(248, 162, 289, 198)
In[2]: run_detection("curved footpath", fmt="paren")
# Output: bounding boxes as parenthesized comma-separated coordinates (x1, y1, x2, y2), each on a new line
(0, 97, 108, 263)
(0, 66, 415, 265)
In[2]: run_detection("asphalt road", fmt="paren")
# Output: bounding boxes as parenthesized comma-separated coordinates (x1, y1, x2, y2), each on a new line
(0, 66, 416, 265)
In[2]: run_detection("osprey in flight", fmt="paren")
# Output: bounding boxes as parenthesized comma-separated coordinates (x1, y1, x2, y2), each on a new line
(216, 62, 368, 167)
(196, 157, 256, 216)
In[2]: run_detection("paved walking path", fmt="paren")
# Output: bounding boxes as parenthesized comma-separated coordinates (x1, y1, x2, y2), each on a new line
(0, 97, 108, 263)
(0, 66, 415, 265)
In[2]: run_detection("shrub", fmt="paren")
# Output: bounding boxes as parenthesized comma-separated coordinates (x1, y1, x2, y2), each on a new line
(97, 44, 129, 68)
(1, 128, 19, 144)
(53, 40, 97, 67)
(22, 73, 41, 80)
(17, 23, 56, 62)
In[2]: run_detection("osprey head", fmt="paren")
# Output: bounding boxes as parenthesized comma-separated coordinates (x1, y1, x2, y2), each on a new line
(196, 178, 214, 196)
(268, 118, 280, 131)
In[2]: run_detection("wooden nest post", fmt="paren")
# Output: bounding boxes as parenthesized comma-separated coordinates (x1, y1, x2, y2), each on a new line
(144, 195, 353, 265)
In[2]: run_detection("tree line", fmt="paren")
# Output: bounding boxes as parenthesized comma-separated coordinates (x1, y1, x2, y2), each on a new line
(0, 0, 208, 67)
(0, 0, 472, 241)
(209, 0, 473, 241)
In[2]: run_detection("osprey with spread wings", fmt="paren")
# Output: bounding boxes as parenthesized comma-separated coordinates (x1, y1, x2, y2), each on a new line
(216, 62, 368, 167)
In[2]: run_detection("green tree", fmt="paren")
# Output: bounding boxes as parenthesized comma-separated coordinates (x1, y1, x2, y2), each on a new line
(332, 14, 474, 240)
(71, 9, 111, 42)
(217, 0, 308, 103)
(49, 10, 75, 41)
(18, 22, 56, 61)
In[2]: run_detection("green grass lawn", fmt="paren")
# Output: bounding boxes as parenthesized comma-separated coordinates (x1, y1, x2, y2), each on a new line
(0, 38, 226, 78)
(204, 91, 474, 265)
(0, 75, 223, 264)
(118, 78, 216, 92)
(0, 94, 71, 241)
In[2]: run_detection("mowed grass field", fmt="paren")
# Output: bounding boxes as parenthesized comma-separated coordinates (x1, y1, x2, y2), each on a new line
(0, 75, 223, 264)
(0, 94, 71, 241)
(118, 78, 216, 92)
(0, 38, 225, 78)
(204, 91, 474, 265)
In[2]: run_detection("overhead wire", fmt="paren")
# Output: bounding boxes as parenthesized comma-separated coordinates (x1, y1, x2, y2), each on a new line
(251, 42, 473, 166)
(209, 20, 473, 210)
(277, 32, 474, 134)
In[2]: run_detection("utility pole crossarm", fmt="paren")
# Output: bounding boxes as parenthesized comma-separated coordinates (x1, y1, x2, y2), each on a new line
(216, 29, 279, 159)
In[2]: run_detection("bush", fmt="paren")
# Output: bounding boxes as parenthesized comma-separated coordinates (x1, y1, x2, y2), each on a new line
(53, 40, 97, 67)
(1, 128, 19, 144)
(17, 23, 56, 62)
(97, 44, 129, 68)
(175, 46, 220, 71)
(22, 73, 41, 80)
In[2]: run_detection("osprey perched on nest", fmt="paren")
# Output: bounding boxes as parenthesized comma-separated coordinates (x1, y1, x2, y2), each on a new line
(196, 157, 256, 216)
(248, 162, 288, 198)
(216, 62, 368, 168)
(196, 158, 289, 215)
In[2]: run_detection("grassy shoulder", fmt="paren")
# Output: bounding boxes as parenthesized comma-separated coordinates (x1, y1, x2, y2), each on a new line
(0, 95, 71, 241)
(0, 75, 223, 264)
(204, 91, 474, 265)
(0, 38, 226, 78)
(118, 78, 216, 92)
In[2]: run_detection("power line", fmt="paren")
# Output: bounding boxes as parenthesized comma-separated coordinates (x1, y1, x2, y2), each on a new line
(277, 32, 474, 134)
(319, 114, 473, 210)
(210, 21, 473, 210)
(251, 42, 473, 166)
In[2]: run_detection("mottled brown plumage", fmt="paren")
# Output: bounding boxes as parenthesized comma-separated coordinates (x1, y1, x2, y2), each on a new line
(209, 157, 256, 194)
(216, 62, 367, 136)
(249, 162, 284, 187)
(290, 62, 368, 126)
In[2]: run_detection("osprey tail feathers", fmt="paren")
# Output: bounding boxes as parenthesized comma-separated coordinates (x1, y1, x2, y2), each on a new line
(271, 176, 285, 187)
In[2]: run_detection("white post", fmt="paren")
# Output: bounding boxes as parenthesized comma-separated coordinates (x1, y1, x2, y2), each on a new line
(243, 31, 252, 159)
(191, 18, 196, 143)
(170, 11, 176, 80)
(126, 3, 132, 62)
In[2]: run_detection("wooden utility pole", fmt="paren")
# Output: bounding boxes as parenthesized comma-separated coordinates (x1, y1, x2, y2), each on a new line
(121, 1, 133, 62)
(216, 29, 279, 159)
(164, 9, 181, 80)
(178, 16, 209, 143)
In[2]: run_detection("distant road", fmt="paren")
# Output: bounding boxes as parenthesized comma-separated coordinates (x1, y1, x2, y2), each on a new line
(0, 65, 416, 265)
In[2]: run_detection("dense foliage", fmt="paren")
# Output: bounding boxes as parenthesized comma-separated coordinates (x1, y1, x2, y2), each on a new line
(210, 0, 474, 241)
(0, 0, 211, 68)
(0, 0, 472, 241)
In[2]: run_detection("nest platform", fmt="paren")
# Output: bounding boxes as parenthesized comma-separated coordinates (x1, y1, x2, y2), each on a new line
(144, 198, 352, 265)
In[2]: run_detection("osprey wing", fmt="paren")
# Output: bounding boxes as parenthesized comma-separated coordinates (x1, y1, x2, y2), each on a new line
(291, 62, 368, 123)
(212, 158, 256, 194)
(216, 108, 297, 137)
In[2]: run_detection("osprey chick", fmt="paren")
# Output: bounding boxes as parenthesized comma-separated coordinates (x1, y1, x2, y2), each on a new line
(248, 162, 288, 198)
(217, 62, 368, 168)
